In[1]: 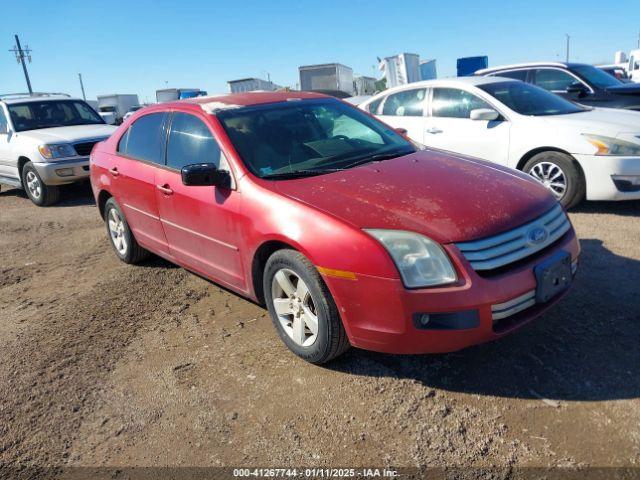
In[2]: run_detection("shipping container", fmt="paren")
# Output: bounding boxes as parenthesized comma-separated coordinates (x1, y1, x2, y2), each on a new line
(299, 63, 354, 95)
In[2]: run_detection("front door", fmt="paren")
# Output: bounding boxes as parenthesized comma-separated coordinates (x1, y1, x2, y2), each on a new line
(155, 112, 245, 291)
(424, 87, 510, 166)
(112, 111, 170, 254)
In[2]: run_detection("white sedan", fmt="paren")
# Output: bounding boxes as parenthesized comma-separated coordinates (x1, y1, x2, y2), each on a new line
(359, 77, 640, 207)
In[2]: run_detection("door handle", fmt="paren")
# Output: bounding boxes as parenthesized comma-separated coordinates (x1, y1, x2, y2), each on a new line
(156, 184, 173, 195)
(426, 127, 443, 134)
(108, 167, 120, 176)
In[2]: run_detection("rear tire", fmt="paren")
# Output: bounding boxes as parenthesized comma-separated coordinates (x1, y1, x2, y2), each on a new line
(263, 249, 350, 364)
(523, 152, 585, 209)
(22, 162, 60, 206)
(104, 198, 149, 264)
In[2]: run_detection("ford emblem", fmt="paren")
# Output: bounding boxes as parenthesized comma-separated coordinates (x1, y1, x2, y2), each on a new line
(528, 227, 548, 245)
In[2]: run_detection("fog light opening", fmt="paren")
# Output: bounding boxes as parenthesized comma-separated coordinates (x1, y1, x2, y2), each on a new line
(418, 314, 431, 327)
(55, 168, 74, 177)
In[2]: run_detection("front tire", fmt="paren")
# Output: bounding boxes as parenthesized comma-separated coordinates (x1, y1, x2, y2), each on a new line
(523, 152, 585, 209)
(22, 162, 60, 206)
(104, 198, 149, 264)
(263, 250, 350, 364)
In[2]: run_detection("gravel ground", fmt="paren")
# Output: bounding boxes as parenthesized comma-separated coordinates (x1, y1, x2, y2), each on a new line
(0, 183, 638, 479)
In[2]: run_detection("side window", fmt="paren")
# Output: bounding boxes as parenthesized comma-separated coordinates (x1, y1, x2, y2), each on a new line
(123, 112, 167, 164)
(533, 69, 577, 91)
(431, 88, 491, 118)
(367, 97, 383, 115)
(166, 113, 222, 170)
(493, 70, 528, 82)
(117, 129, 129, 153)
(0, 108, 8, 132)
(382, 89, 426, 116)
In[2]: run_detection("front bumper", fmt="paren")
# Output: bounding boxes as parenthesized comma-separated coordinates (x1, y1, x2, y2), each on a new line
(574, 154, 640, 201)
(322, 229, 580, 354)
(33, 157, 90, 185)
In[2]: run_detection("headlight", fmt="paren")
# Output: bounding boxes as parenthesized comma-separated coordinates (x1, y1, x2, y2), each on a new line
(365, 229, 457, 288)
(582, 134, 640, 156)
(38, 143, 77, 159)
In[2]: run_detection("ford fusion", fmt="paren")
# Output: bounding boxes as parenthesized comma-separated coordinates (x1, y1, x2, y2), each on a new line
(90, 92, 579, 364)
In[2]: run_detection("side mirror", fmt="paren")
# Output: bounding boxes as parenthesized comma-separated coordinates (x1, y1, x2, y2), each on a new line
(181, 163, 231, 189)
(566, 82, 587, 95)
(394, 127, 408, 136)
(470, 108, 500, 121)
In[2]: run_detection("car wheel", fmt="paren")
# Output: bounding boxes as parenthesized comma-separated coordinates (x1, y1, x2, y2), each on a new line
(22, 162, 60, 206)
(263, 249, 350, 364)
(523, 152, 585, 209)
(104, 198, 149, 264)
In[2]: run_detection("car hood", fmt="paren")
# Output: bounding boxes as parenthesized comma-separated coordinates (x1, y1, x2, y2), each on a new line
(272, 150, 557, 244)
(17, 124, 117, 143)
(605, 83, 640, 95)
(540, 108, 640, 136)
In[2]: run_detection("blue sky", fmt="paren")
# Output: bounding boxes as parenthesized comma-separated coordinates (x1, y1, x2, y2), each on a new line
(2, 0, 639, 103)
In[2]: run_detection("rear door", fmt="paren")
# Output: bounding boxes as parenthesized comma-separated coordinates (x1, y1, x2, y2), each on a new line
(154, 111, 246, 291)
(111, 111, 170, 254)
(424, 87, 510, 165)
(377, 87, 428, 143)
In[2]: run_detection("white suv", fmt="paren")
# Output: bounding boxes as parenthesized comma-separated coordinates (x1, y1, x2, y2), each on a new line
(0, 93, 116, 206)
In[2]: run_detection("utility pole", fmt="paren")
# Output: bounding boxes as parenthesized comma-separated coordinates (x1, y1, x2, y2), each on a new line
(9, 34, 33, 94)
(78, 73, 86, 100)
(565, 34, 570, 62)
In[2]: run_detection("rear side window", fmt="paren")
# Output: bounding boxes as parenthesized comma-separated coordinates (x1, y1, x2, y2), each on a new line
(166, 113, 222, 170)
(492, 70, 528, 82)
(533, 69, 576, 91)
(431, 88, 490, 118)
(382, 89, 426, 116)
(120, 112, 167, 164)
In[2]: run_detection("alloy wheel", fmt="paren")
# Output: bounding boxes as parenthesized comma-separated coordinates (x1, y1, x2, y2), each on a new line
(25, 171, 42, 199)
(271, 269, 319, 347)
(108, 208, 128, 255)
(528, 161, 567, 199)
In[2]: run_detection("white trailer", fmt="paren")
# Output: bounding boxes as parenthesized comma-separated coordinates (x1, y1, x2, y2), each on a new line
(299, 63, 354, 95)
(97, 94, 139, 125)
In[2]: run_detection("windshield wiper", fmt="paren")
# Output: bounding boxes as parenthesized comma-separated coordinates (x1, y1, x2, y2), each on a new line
(262, 168, 345, 180)
(342, 149, 414, 169)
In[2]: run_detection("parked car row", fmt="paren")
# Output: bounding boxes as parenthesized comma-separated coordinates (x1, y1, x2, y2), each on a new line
(3, 63, 638, 364)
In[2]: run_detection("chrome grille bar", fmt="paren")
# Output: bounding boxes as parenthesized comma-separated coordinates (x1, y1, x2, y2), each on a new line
(456, 204, 571, 271)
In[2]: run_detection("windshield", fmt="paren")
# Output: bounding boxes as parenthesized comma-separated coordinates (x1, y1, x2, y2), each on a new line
(479, 81, 587, 116)
(216, 99, 414, 179)
(8, 100, 105, 132)
(573, 65, 621, 89)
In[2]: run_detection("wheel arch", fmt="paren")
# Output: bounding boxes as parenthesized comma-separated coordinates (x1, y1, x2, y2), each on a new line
(97, 190, 113, 219)
(17, 156, 31, 182)
(251, 239, 306, 305)
(516, 147, 578, 171)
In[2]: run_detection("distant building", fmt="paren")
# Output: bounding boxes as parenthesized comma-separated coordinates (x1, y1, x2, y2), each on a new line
(419, 59, 437, 81)
(299, 63, 354, 95)
(354, 76, 377, 95)
(227, 77, 281, 93)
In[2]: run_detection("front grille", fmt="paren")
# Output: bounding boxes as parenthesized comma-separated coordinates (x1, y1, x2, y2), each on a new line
(73, 138, 105, 156)
(455, 204, 571, 272)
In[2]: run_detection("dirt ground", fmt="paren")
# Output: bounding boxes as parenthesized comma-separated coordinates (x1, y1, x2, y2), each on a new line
(0, 183, 639, 479)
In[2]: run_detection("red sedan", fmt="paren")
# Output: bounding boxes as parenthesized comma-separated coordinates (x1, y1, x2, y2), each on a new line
(90, 91, 579, 364)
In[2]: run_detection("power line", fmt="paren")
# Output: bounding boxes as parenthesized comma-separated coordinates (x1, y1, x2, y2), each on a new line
(9, 34, 33, 94)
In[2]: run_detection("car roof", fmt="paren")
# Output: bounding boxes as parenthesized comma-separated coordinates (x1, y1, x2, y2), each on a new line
(362, 76, 515, 100)
(477, 61, 592, 75)
(178, 91, 330, 113)
(0, 94, 81, 105)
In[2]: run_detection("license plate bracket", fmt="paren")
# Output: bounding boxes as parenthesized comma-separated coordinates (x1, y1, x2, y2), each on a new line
(534, 251, 572, 303)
